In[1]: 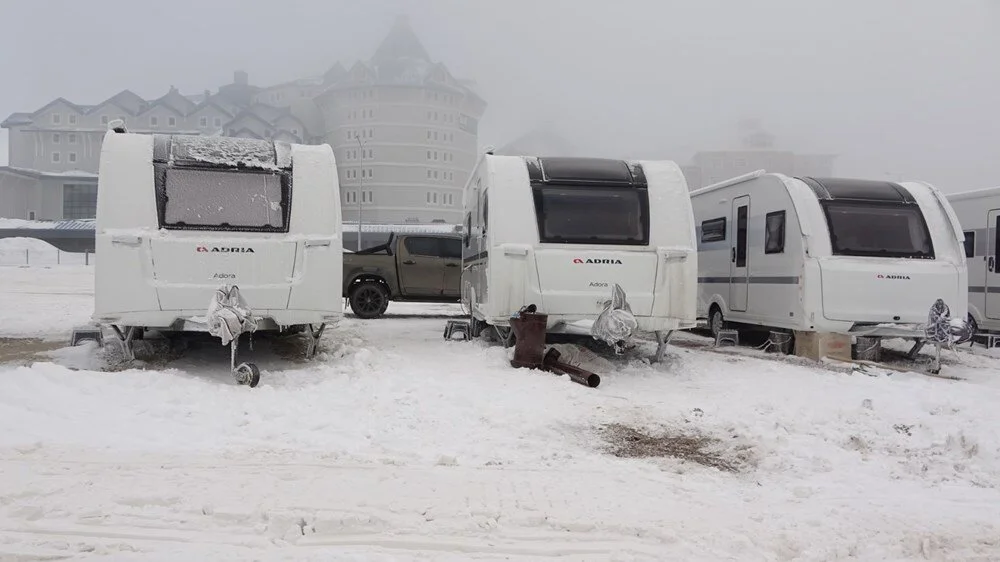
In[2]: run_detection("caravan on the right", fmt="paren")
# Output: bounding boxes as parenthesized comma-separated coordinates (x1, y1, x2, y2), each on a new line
(691, 170, 968, 357)
(946, 186, 1000, 334)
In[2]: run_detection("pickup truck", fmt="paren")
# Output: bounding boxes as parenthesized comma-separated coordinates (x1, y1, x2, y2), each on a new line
(342, 233, 463, 319)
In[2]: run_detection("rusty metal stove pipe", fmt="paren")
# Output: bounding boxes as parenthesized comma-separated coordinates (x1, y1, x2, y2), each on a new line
(543, 348, 601, 388)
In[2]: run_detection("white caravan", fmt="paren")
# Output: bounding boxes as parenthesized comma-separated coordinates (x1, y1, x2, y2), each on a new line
(461, 155, 698, 360)
(945, 186, 1000, 333)
(93, 128, 342, 380)
(691, 170, 967, 350)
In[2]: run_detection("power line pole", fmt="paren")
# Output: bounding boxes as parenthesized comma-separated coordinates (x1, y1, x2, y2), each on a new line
(356, 135, 365, 251)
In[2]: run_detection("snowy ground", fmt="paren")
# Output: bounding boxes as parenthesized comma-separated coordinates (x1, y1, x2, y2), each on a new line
(2, 266, 1000, 560)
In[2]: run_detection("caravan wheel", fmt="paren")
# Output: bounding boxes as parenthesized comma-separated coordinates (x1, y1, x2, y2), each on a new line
(709, 307, 725, 338)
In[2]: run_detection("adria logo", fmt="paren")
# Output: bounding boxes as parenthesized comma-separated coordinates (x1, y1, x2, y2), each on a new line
(574, 258, 623, 265)
(876, 274, 910, 280)
(197, 246, 255, 253)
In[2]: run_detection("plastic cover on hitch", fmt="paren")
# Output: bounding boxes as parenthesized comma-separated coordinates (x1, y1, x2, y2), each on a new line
(591, 284, 638, 353)
(206, 285, 259, 346)
(924, 298, 972, 346)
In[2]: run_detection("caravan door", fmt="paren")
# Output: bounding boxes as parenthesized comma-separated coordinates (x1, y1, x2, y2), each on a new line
(986, 209, 1000, 320)
(730, 196, 750, 312)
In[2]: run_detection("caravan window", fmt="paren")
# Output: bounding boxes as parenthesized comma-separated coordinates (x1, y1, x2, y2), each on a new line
(161, 168, 289, 232)
(765, 211, 786, 254)
(701, 217, 726, 242)
(532, 186, 649, 245)
(821, 201, 934, 259)
(963, 230, 975, 258)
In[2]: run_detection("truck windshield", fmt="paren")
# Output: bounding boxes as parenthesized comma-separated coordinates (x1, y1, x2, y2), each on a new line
(532, 186, 649, 245)
(161, 167, 289, 232)
(822, 201, 934, 259)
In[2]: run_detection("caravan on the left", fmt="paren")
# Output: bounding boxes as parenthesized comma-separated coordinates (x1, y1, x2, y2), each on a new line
(93, 124, 343, 386)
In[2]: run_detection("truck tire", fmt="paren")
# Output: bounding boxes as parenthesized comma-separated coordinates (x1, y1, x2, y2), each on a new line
(350, 281, 390, 319)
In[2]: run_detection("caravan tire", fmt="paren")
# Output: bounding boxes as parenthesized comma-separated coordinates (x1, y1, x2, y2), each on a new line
(350, 281, 390, 319)
(709, 306, 725, 338)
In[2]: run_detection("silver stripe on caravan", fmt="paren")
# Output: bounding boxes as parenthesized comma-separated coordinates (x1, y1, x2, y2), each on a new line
(968, 286, 1000, 294)
(698, 276, 800, 284)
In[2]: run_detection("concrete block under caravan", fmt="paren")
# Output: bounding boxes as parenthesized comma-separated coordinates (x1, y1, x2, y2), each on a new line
(691, 170, 968, 351)
(92, 131, 343, 359)
(461, 154, 698, 358)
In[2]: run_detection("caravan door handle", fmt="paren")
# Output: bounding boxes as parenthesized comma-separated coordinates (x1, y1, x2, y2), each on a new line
(989, 256, 995, 273)
(731, 247, 736, 263)
(112, 235, 142, 247)
(402, 259, 416, 265)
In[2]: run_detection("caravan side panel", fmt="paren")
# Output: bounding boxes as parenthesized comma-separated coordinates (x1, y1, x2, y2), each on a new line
(692, 175, 806, 330)
(93, 132, 160, 321)
(285, 144, 342, 317)
(642, 160, 698, 329)
(947, 187, 1000, 329)
(485, 156, 538, 320)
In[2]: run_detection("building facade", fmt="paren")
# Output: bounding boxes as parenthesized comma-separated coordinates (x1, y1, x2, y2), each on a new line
(0, 17, 486, 224)
(312, 16, 486, 224)
(682, 128, 836, 190)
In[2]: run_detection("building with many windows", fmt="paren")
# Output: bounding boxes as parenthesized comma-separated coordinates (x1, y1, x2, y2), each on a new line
(0, 16, 486, 224)
(312, 16, 486, 224)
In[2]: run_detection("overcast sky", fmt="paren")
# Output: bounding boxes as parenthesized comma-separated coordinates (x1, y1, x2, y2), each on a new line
(1, 0, 997, 190)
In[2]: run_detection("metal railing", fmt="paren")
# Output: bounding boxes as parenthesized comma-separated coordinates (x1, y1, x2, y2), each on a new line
(0, 249, 94, 266)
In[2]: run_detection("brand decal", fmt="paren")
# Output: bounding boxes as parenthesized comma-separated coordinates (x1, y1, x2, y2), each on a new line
(197, 246, 255, 253)
(876, 274, 910, 280)
(213, 273, 236, 279)
(589, 282, 609, 287)
(573, 258, 623, 264)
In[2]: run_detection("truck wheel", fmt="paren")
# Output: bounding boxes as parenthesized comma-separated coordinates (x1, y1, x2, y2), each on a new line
(350, 282, 390, 319)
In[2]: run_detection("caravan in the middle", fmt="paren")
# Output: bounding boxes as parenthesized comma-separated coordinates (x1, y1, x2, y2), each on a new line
(462, 154, 698, 356)
(691, 170, 967, 343)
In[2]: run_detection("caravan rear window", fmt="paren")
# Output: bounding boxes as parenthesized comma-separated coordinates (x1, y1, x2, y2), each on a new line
(532, 186, 649, 245)
(822, 201, 934, 259)
(161, 168, 290, 232)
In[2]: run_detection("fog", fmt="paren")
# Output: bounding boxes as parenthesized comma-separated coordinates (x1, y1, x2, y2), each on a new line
(1, 0, 997, 190)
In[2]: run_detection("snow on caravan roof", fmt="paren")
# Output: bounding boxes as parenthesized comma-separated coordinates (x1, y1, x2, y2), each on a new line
(157, 134, 291, 171)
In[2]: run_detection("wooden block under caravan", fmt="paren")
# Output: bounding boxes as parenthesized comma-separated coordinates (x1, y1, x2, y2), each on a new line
(793, 331, 852, 362)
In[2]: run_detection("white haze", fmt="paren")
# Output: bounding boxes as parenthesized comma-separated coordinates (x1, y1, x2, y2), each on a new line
(0, 0, 997, 190)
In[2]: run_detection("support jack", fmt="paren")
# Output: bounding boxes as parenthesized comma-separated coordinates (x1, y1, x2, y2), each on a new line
(304, 323, 326, 359)
(652, 330, 673, 363)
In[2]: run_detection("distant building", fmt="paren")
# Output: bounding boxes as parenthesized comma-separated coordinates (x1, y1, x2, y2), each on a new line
(682, 125, 836, 190)
(312, 16, 487, 224)
(686, 150, 836, 190)
(494, 129, 578, 157)
(0, 16, 486, 224)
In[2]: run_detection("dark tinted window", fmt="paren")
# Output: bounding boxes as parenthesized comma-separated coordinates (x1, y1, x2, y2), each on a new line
(532, 186, 649, 245)
(404, 236, 443, 257)
(440, 238, 462, 259)
(994, 216, 1000, 264)
(822, 201, 934, 259)
(482, 192, 489, 232)
(765, 211, 786, 254)
(161, 167, 289, 232)
(736, 205, 748, 266)
(963, 230, 975, 258)
(701, 217, 726, 242)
